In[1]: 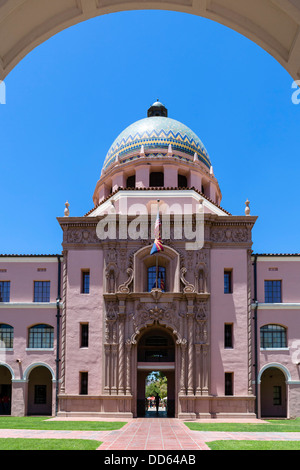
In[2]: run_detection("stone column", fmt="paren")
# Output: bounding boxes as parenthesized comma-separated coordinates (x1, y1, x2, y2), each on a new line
(104, 344, 111, 393)
(60, 250, 68, 394)
(180, 340, 187, 394)
(118, 314, 125, 395)
(11, 380, 27, 417)
(135, 165, 150, 188)
(195, 344, 201, 395)
(125, 340, 132, 395)
(201, 344, 209, 395)
(111, 344, 118, 394)
(187, 311, 194, 396)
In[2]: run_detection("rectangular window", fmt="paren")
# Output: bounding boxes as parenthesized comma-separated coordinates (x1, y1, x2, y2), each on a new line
(34, 385, 47, 404)
(34, 281, 50, 302)
(80, 323, 89, 348)
(225, 372, 234, 396)
(80, 372, 88, 395)
(273, 386, 282, 406)
(264, 280, 282, 303)
(224, 270, 232, 294)
(0, 281, 10, 302)
(224, 324, 233, 348)
(81, 270, 90, 294)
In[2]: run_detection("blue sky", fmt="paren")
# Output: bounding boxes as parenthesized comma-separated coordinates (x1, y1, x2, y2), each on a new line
(0, 10, 299, 255)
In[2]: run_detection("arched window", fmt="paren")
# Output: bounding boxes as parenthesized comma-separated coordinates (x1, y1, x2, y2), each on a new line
(150, 172, 164, 187)
(28, 324, 54, 349)
(260, 324, 287, 348)
(147, 266, 166, 292)
(0, 324, 13, 349)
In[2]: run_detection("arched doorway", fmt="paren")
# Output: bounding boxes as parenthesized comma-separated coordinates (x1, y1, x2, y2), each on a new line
(260, 367, 287, 418)
(27, 366, 53, 416)
(0, 365, 12, 415)
(136, 327, 176, 418)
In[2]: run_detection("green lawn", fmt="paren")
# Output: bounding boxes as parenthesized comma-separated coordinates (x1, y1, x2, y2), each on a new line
(0, 438, 102, 450)
(207, 440, 300, 450)
(185, 418, 300, 433)
(0, 416, 126, 431)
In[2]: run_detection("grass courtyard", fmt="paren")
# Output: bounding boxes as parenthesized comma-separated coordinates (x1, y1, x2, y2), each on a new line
(0, 417, 300, 450)
(184, 417, 300, 433)
(0, 416, 126, 431)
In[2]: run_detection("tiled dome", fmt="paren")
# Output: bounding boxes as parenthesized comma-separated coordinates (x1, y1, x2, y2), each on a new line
(102, 104, 211, 171)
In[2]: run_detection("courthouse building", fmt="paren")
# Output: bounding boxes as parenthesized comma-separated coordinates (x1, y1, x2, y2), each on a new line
(1, 101, 300, 419)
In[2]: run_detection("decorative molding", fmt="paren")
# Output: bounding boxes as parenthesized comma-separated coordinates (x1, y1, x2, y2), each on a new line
(65, 228, 99, 245)
(0, 302, 57, 308)
(210, 226, 250, 243)
(180, 267, 196, 293)
(130, 302, 182, 344)
(252, 303, 300, 310)
(117, 267, 133, 293)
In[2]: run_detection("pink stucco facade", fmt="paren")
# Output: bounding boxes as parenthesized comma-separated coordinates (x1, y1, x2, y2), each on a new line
(1, 102, 299, 419)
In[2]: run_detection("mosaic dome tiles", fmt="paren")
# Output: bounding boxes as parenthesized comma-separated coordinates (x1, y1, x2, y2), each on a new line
(103, 117, 211, 171)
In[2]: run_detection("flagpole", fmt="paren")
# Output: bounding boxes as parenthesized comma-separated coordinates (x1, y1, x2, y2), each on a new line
(155, 200, 160, 289)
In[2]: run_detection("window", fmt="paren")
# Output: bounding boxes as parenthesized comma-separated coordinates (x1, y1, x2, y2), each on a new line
(0, 324, 13, 349)
(224, 324, 233, 348)
(126, 174, 136, 188)
(225, 372, 233, 396)
(34, 385, 47, 405)
(80, 323, 89, 348)
(147, 266, 166, 292)
(28, 324, 54, 348)
(273, 386, 282, 406)
(80, 372, 88, 395)
(81, 270, 90, 294)
(0, 281, 10, 302)
(138, 331, 175, 362)
(178, 174, 187, 188)
(224, 270, 232, 294)
(260, 324, 287, 348)
(264, 280, 282, 303)
(34, 281, 50, 302)
(150, 172, 164, 187)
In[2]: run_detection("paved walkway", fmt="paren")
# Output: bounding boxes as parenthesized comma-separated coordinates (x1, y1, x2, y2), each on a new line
(1, 418, 300, 450)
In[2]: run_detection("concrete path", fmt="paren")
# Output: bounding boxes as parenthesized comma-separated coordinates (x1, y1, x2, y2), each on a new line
(1, 418, 300, 450)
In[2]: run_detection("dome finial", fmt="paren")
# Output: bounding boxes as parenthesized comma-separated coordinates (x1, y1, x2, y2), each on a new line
(147, 100, 168, 117)
(64, 201, 70, 217)
(245, 199, 250, 216)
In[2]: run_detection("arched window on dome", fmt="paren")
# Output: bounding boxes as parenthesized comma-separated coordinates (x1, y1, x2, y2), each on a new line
(150, 172, 164, 187)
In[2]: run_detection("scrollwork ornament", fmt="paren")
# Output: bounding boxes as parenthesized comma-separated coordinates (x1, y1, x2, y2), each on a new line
(180, 267, 196, 293)
(117, 268, 134, 293)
